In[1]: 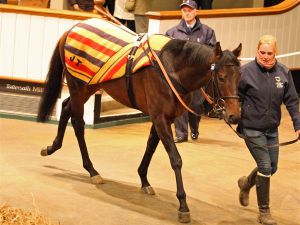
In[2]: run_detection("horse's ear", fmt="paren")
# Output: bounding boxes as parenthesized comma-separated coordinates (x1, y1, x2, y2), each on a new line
(214, 42, 222, 59)
(232, 43, 242, 57)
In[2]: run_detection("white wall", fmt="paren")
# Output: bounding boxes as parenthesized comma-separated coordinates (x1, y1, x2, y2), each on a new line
(0, 11, 97, 124)
(0, 12, 78, 80)
(1, 4, 299, 124)
(148, 5, 300, 68)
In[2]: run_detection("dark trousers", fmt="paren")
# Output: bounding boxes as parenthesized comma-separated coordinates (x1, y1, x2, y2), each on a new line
(243, 128, 279, 176)
(174, 90, 204, 138)
(117, 18, 136, 32)
(104, 0, 115, 15)
(196, 0, 213, 9)
(264, 0, 283, 7)
(174, 111, 201, 138)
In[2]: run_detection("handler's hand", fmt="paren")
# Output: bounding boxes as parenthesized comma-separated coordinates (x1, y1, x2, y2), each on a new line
(73, 4, 81, 11)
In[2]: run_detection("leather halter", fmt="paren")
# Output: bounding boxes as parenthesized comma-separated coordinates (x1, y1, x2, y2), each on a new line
(149, 46, 240, 117)
(200, 63, 240, 118)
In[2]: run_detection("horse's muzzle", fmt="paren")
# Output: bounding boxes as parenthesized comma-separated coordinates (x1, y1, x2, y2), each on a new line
(227, 114, 240, 124)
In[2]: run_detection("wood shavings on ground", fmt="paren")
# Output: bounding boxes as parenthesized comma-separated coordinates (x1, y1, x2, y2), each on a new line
(0, 204, 60, 225)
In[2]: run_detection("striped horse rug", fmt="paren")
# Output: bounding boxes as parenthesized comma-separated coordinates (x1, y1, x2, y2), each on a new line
(64, 18, 171, 84)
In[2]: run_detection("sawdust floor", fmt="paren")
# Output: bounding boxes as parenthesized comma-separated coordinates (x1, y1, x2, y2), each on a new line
(0, 108, 299, 225)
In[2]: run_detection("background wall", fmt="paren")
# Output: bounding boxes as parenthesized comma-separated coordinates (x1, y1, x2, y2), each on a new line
(50, 0, 71, 10)
(148, 3, 300, 69)
(1, 1, 298, 123)
(151, 0, 259, 10)
(50, 0, 263, 10)
(151, 0, 182, 11)
(213, 0, 255, 9)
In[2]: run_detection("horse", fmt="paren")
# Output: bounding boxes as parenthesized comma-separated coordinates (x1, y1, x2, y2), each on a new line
(37, 18, 242, 223)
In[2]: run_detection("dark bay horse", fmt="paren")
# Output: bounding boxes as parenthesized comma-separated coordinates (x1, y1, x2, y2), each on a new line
(37, 22, 242, 223)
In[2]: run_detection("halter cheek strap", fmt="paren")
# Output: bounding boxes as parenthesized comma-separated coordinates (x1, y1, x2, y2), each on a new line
(199, 64, 216, 105)
(200, 63, 240, 118)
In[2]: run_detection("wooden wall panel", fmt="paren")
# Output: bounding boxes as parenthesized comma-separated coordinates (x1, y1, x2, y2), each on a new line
(27, 16, 46, 80)
(1, 0, 299, 81)
(1, 1, 299, 124)
(13, 14, 30, 78)
(41, 17, 60, 80)
(0, 11, 79, 81)
(0, 13, 16, 77)
(152, 5, 300, 68)
(292, 11, 300, 66)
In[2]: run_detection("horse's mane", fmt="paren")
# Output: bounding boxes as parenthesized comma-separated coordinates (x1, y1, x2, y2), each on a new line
(161, 39, 240, 68)
(161, 39, 214, 66)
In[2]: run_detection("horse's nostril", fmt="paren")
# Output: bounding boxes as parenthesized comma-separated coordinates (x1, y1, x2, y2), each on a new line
(228, 115, 240, 124)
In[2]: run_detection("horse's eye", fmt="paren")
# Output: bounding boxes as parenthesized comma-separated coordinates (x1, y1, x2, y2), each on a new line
(218, 76, 225, 83)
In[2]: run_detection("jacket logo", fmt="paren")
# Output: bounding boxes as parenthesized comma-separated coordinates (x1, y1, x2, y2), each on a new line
(275, 76, 283, 88)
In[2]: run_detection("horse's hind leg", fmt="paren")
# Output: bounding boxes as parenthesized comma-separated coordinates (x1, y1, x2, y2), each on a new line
(138, 125, 159, 195)
(41, 97, 71, 156)
(69, 94, 103, 184)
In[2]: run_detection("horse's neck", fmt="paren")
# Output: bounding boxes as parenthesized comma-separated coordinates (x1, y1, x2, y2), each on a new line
(179, 44, 214, 91)
(178, 67, 211, 93)
(161, 41, 214, 93)
(178, 62, 214, 93)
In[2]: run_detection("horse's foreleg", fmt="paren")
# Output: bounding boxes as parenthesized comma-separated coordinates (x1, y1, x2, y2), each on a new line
(41, 97, 71, 156)
(138, 124, 159, 195)
(154, 117, 190, 223)
(70, 103, 103, 184)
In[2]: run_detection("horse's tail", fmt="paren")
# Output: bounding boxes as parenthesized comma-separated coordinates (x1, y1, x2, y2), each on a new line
(37, 39, 64, 122)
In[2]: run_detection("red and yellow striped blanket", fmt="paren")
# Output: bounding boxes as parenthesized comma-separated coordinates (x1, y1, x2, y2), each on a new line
(64, 18, 171, 84)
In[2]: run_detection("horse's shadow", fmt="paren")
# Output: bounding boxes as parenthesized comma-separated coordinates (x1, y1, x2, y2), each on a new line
(43, 165, 256, 225)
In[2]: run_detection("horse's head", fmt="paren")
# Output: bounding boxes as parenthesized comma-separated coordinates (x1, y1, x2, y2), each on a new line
(210, 42, 242, 124)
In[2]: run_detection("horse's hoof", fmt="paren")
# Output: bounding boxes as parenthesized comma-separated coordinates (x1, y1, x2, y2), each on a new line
(40, 149, 48, 156)
(141, 186, 155, 195)
(178, 211, 191, 223)
(91, 175, 104, 184)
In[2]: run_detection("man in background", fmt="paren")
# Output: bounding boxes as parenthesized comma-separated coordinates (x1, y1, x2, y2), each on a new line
(166, 0, 216, 143)
(133, 0, 152, 33)
(68, 0, 95, 12)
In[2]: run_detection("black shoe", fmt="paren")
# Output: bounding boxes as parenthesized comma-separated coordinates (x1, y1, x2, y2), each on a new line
(191, 133, 199, 140)
(174, 136, 188, 143)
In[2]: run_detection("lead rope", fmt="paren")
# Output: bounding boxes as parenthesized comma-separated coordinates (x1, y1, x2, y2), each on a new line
(149, 44, 299, 148)
(225, 120, 299, 149)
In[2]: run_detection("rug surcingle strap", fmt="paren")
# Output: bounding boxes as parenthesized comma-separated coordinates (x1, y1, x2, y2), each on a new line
(125, 34, 148, 109)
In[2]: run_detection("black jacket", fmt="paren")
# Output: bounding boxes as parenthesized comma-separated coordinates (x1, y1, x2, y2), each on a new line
(238, 59, 300, 131)
(165, 17, 216, 46)
(165, 17, 216, 107)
